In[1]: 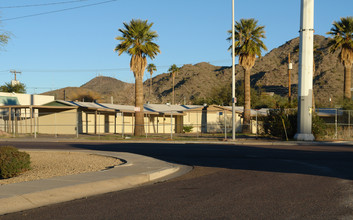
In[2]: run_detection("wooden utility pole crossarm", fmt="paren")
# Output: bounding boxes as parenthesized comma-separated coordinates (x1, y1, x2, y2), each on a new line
(10, 70, 21, 81)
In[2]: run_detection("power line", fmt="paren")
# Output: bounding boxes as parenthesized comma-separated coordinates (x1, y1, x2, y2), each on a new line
(0, 68, 130, 73)
(2, 0, 118, 21)
(0, 60, 231, 74)
(0, 0, 91, 9)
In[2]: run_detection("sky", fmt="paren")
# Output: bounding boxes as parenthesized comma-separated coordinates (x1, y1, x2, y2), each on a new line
(0, 0, 352, 94)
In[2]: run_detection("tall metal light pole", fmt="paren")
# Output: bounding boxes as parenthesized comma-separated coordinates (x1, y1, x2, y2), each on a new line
(231, 0, 236, 140)
(294, 0, 315, 141)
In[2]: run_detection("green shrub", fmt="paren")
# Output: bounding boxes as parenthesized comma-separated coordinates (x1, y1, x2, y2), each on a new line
(262, 109, 328, 140)
(183, 125, 193, 133)
(312, 113, 327, 139)
(0, 146, 31, 179)
(262, 109, 297, 139)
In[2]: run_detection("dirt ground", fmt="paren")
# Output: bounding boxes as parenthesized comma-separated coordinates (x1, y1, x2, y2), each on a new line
(0, 151, 122, 185)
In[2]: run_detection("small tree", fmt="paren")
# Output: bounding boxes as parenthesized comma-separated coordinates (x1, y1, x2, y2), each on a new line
(68, 89, 101, 102)
(168, 64, 179, 104)
(0, 82, 26, 93)
(146, 63, 157, 96)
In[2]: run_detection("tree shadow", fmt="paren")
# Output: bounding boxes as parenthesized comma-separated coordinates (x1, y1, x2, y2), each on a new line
(66, 142, 353, 181)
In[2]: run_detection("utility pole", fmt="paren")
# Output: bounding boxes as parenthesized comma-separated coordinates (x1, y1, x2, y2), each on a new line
(288, 53, 292, 103)
(10, 70, 21, 81)
(10, 70, 22, 86)
(294, 0, 315, 141)
(231, 0, 236, 140)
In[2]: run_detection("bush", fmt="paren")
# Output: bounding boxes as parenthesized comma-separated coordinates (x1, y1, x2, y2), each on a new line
(0, 146, 31, 179)
(312, 113, 327, 139)
(262, 109, 328, 140)
(183, 125, 193, 133)
(262, 109, 297, 139)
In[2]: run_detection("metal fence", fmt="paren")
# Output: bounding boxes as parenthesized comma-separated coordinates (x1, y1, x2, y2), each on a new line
(315, 109, 353, 140)
(0, 108, 351, 140)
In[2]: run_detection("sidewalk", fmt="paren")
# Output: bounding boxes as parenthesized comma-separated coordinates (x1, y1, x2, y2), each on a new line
(0, 150, 190, 215)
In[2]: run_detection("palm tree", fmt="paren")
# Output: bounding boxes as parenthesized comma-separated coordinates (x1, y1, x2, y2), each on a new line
(327, 16, 353, 99)
(146, 63, 157, 96)
(115, 19, 160, 136)
(168, 64, 179, 105)
(0, 22, 10, 49)
(227, 18, 267, 133)
(0, 34, 9, 49)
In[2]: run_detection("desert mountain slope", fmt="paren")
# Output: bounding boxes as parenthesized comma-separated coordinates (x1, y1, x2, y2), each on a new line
(43, 35, 344, 107)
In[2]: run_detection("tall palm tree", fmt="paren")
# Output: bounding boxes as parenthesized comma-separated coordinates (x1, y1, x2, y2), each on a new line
(115, 19, 160, 136)
(0, 21, 10, 49)
(168, 64, 179, 104)
(146, 63, 157, 96)
(327, 16, 353, 99)
(227, 18, 267, 133)
(0, 34, 9, 49)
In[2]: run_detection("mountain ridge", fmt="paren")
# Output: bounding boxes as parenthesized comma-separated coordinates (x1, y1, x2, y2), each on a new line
(43, 35, 344, 107)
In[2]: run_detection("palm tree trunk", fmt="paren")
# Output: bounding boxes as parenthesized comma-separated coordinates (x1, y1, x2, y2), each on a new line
(243, 68, 251, 133)
(150, 73, 152, 96)
(134, 74, 145, 136)
(344, 63, 352, 99)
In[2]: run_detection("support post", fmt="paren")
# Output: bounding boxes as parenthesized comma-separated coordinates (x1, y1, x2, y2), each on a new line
(8, 107, 12, 134)
(224, 111, 227, 140)
(76, 111, 79, 138)
(94, 110, 97, 135)
(122, 112, 125, 138)
(114, 112, 117, 134)
(294, 0, 315, 141)
(30, 106, 33, 136)
(288, 53, 292, 103)
(170, 112, 173, 139)
(231, 0, 236, 140)
(34, 110, 37, 139)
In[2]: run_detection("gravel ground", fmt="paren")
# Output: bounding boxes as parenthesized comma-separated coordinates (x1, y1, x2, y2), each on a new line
(0, 151, 122, 185)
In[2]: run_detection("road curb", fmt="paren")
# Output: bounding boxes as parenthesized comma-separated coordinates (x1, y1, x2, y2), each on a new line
(0, 153, 182, 216)
(2, 138, 352, 146)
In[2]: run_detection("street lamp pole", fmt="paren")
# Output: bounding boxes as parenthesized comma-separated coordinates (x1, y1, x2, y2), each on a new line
(232, 0, 236, 140)
(294, 0, 315, 141)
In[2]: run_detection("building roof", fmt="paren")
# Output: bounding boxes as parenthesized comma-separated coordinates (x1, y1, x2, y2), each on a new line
(41, 100, 271, 116)
(143, 103, 201, 115)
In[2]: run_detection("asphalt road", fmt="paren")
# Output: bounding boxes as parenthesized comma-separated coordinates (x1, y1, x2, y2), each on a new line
(1, 141, 353, 219)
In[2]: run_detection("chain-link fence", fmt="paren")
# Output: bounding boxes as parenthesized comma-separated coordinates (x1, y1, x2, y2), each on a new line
(315, 109, 353, 140)
(0, 108, 351, 140)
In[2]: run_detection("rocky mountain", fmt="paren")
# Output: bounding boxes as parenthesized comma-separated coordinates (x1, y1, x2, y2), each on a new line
(43, 35, 345, 107)
(43, 77, 134, 104)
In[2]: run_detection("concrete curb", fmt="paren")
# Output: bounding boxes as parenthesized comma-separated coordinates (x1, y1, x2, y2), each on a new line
(0, 151, 182, 215)
(1, 137, 352, 146)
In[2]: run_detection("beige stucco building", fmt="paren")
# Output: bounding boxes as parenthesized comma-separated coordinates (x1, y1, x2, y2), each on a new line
(0, 98, 264, 136)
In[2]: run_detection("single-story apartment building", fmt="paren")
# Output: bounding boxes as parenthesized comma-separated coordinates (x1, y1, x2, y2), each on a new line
(0, 99, 266, 136)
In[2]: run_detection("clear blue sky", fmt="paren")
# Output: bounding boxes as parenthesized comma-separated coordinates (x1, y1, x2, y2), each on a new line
(0, 0, 352, 94)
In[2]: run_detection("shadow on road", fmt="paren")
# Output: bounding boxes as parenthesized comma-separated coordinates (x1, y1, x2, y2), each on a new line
(5, 141, 353, 181)
(67, 142, 353, 181)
